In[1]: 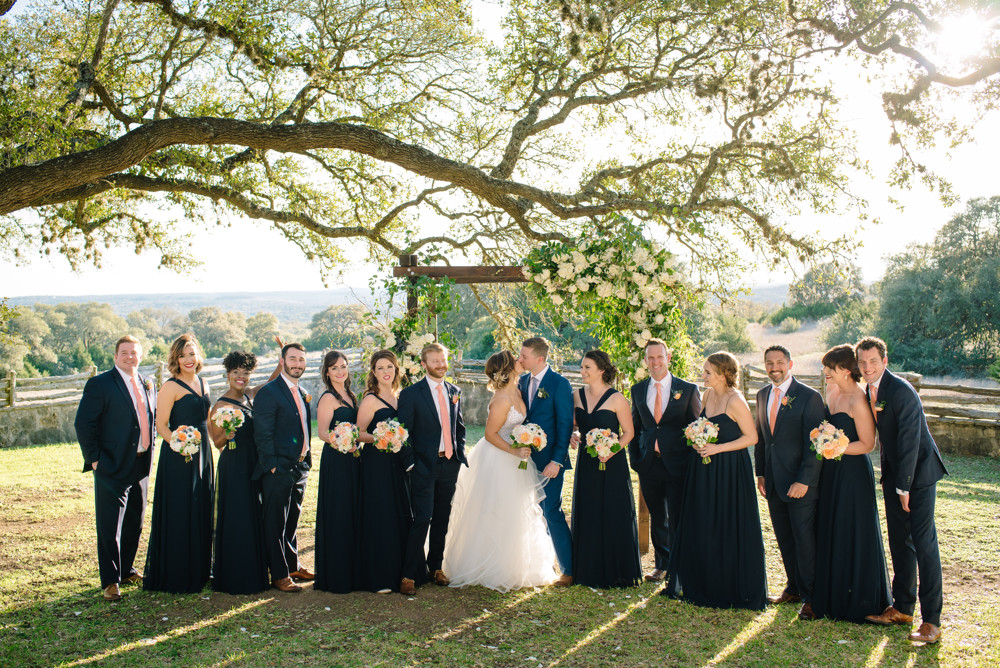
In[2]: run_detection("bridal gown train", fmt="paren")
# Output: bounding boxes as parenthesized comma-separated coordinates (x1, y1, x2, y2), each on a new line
(442, 406, 557, 591)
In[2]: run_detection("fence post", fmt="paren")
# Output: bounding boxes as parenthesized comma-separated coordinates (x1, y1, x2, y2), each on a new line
(741, 365, 750, 401)
(820, 370, 827, 402)
(5, 370, 14, 408)
(157, 362, 166, 387)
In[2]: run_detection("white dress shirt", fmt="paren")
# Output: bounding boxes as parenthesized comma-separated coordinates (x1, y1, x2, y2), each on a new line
(766, 375, 795, 418)
(116, 365, 148, 413)
(645, 372, 673, 419)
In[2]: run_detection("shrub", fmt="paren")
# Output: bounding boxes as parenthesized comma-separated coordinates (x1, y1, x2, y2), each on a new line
(822, 299, 878, 349)
(778, 317, 801, 334)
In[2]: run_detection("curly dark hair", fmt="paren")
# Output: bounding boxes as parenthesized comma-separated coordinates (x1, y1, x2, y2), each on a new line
(223, 350, 257, 373)
(485, 351, 517, 391)
(822, 344, 862, 382)
(321, 350, 357, 407)
(364, 349, 401, 397)
(583, 350, 617, 384)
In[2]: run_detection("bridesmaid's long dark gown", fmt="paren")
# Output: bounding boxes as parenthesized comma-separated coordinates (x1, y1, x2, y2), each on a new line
(664, 410, 767, 610)
(212, 396, 269, 595)
(813, 410, 892, 622)
(356, 396, 411, 592)
(314, 395, 361, 593)
(572, 388, 642, 588)
(145, 377, 214, 593)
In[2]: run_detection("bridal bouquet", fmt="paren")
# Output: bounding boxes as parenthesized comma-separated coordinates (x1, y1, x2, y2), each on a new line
(373, 419, 409, 453)
(684, 417, 719, 465)
(170, 425, 201, 462)
(810, 420, 850, 460)
(328, 421, 361, 457)
(585, 428, 621, 471)
(510, 423, 547, 470)
(212, 405, 245, 449)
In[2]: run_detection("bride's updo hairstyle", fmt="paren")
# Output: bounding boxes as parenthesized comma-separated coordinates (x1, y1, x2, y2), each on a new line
(485, 350, 517, 391)
(583, 350, 617, 384)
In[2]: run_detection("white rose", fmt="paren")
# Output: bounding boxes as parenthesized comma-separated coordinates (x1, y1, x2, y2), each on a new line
(557, 263, 575, 280)
(551, 294, 564, 305)
(654, 313, 665, 325)
(616, 285, 629, 300)
(575, 278, 590, 292)
(633, 272, 648, 287)
(634, 332, 645, 346)
(521, 266, 532, 279)
(546, 282, 557, 293)
(608, 265, 622, 278)
(630, 295, 640, 306)
(568, 284, 577, 293)
(641, 329, 652, 341)
(385, 334, 397, 348)
(635, 366, 648, 381)
(596, 282, 613, 298)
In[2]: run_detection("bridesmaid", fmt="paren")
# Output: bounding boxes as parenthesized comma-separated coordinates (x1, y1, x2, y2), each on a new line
(812, 344, 891, 622)
(313, 350, 361, 594)
(208, 350, 280, 595)
(355, 350, 411, 594)
(664, 351, 767, 610)
(145, 334, 214, 593)
(571, 350, 641, 588)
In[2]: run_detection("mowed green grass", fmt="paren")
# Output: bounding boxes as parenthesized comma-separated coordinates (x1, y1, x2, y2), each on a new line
(0, 425, 997, 667)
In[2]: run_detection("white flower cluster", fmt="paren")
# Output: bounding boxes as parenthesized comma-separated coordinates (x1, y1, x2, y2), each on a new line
(362, 329, 435, 381)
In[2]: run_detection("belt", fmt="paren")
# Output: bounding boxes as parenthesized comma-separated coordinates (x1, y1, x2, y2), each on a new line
(299, 454, 306, 462)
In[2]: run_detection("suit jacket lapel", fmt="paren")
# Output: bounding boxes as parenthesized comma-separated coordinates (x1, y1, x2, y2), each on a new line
(418, 378, 441, 429)
(634, 379, 652, 424)
(111, 370, 139, 425)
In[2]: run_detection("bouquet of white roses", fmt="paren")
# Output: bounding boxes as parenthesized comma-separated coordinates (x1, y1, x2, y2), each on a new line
(684, 416, 720, 464)
(373, 419, 409, 453)
(212, 405, 245, 449)
(170, 425, 202, 462)
(585, 428, 621, 471)
(810, 420, 850, 460)
(329, 421, 361, 457)
(510, 423, 547, 470)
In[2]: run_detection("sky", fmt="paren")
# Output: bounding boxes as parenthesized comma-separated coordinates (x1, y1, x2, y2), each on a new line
(1, 2, 997, 299)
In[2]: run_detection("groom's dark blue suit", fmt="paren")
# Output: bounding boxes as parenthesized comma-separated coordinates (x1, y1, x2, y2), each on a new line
(519, 367, 573, 576)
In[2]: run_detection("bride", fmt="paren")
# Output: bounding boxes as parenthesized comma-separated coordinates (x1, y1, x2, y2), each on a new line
(442, 350, 558, 591)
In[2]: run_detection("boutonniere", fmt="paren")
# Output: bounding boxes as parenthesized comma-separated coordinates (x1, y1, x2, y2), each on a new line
(142, 378, 154, 392)
(673, 391, 682, 401)
(781, 395, 795, 407)
(451, 389, 461, 405)
(537, 387, 549, 400)
(304, 392, 312, 403)
(874, 401, 885, 412)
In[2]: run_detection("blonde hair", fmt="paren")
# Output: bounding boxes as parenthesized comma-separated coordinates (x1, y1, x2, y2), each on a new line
(485, 351, 517, 391)
(420, 341, 448, 362)
(167, 334, 203, 375)
(706, 351, 739, 387)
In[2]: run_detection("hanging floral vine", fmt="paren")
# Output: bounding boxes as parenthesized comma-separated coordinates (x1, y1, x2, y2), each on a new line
(522, 219, 697, 383)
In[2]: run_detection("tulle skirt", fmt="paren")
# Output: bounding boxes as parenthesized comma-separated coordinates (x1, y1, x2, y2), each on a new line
(443, 437, 558, 591)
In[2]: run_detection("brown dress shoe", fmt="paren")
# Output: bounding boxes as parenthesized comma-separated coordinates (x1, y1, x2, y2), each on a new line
(908, 623, 942, 644)
(798, 602, 816, 620)
(767, 590, 801, 605)
(865, 606, 914, 626)
(432, 570, 451, 586)
(273, 577, 302, 592)
(123, 573, 143, 586)
(553, 574, 574, 587)
(102, 583, 122, 601)
(400, 578, 416, 595)
(289, 568, 315, 581)
(644, 569, 666, 582)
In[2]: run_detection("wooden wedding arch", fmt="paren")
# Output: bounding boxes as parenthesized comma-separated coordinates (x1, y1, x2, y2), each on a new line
(392, 254, 653, 553)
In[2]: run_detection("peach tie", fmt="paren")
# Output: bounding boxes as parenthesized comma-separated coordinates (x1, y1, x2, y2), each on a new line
(870, 389, 878, 423)
(129, 376, 150, 452)
(291, 386, 309, 458)
(769, 387, 781, 433)
(653, 382, 663, 453)
(437, 383, 453, 459)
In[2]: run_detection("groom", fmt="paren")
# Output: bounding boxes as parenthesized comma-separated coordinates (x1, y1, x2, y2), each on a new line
(518, 336, 574, 586)
(398, 342, 467, 595)
(75, 335, 155, 601)
(857, 336, 947, 644)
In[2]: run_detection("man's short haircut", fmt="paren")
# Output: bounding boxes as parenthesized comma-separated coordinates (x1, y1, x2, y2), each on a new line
(420, 341, 448, 362)
(764, 344, 791, 361)
(281, 342, 306, 358)
(522, 336, 550, 358)
(643, 338, 670, 354)
(115, 335, 141, 355)
(855, 336, 887, 359)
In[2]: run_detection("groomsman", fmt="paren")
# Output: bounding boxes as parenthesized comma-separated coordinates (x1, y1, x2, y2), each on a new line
(518, 337, 574, 585)
(398, 342, 467, 595)
(628, 338, 701, 583)
(253, 342, 314, 592)
(74, 335, 155, 601)
(754, 344, 825, 620)
(857, 337, 947, 644)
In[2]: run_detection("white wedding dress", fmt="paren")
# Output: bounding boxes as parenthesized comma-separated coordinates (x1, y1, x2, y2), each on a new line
(442, 405, 558, 591)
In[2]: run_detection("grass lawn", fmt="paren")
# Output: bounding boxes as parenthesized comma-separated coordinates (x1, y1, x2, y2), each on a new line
(1, 424, 997, 667)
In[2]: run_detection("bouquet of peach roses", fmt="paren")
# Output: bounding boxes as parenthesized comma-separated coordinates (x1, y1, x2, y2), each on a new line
(810, 420, 850, 460)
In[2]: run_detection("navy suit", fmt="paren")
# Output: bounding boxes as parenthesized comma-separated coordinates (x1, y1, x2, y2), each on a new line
(754, 377, 825, 602)
(75, 368, 155, 588)
(253, 376, 312, 581)
(869, 370, 946, 626)
(628, 375, 701, 571)
(519, 367, 574, 575)
(399, 377, 467, 584)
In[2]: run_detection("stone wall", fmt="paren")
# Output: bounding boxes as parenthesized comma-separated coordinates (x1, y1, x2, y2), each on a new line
(0, 401, 79, 448)
(929, 419, 1000, 458)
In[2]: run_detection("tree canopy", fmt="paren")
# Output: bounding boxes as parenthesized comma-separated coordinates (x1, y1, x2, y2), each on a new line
(1, 0, 998, 292)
